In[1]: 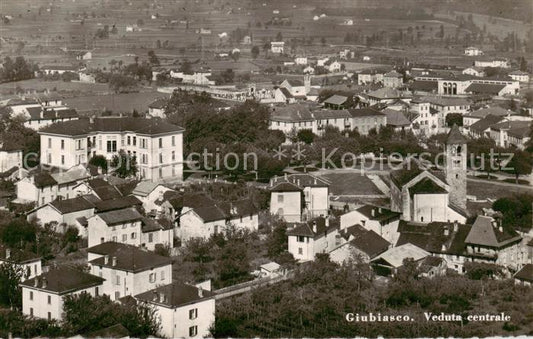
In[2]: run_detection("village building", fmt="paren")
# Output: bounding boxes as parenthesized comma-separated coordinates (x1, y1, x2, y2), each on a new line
(329, 224, 390, 264)
(38, 117, 184, 182)
(383, 70, 403, 88)
(340, 205, 402, 245)
(135, 282, 215, 338)
(508, 70, 529, 83)
(371, 243, 430, 276)
(269, 173, 329, 223)
(270, 41, 285, 54)
(21, 267, 104, 321)
(287, 216, 340, 262)
(87, 242, 173, 301)
(148, 98, 168, 118)
(347, 108, 387, 135)
(0, 245, 42, 281)
(464, 47, 483, 56)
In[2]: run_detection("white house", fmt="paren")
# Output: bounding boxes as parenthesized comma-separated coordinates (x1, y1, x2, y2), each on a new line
(371, 243, 430, 276)
(87, 207, 173, 251)
(340, 205, 401, 245)
(287, 216, 340, 262)
(0, 142, 23, 174)
(327, 60, 342, 73)
(135, 282, 215, 338)
(39, 117, 185, 182)
(271, 41, 285, 54)
(0, 246, 42, 281)
(148, 98, 168, 118)
(21, 267, 104, 321)
(295, 57, 308, 65)
(329, 224, 390, 264)
(269, 173, 329, 223)
(464, 47, 483, 56)
(462, 66, 486, 77)
(40, 65, 80, 75)
(132, 181, 174, 214)
(509, 70, 529, 83)
(474, 59, 510, 68)
(87, 242, 173, 301)
(27, 195, 96, 236)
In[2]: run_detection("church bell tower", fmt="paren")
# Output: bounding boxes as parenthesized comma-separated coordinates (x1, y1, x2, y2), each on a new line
(445, 125, 467, 210)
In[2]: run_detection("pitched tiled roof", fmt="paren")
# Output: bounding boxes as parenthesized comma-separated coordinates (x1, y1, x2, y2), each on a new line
(421, 96, 470, 107)
(93, 184, 123, 201)
(514, 264, 533, 283)
(0, 245, 41, 264)
(135, 282, 214, 308)
(88, 242, 172, 272)
(21, 267, 104, 294)
(372, 243, 429, 268)
(341, 225, 390, 259)
(132, 181, 160, 197)
(270, 104, 314, 122)
(313, 109, 352, 120)
(40, 117, 184, 137)
(287, 216, 339, 239)
(397, 221, 471, 256)
(269, 181, 302, 192)
(467, 106, 509, 119)
(469, 115, 505, 134)
(270, 173, 329, 189)
(50, 195, 95, 214)
(181, 193, 228, 222)
(447, 125, 467, 144)
(323, 95, 348, 106)
(465, 83, 506, 95)
(465, 215, 521, 248)
(383, 109, 411, 127)
(34, 172, 58, 188)
(355, 205, 401, 223)
(97, 207, 144, 226)
(409, 177, 447, 196)
(348, 108, 385, 118)
(366, 87, 407, 100)
(94, 195, 142, 212)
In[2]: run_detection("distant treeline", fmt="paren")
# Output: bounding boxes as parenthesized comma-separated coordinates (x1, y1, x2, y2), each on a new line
(313, 7, 433, 20)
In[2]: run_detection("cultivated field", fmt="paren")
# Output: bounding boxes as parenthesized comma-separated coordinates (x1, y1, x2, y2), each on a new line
(320, 172, 383, 196)
(63, 91, 166, 115)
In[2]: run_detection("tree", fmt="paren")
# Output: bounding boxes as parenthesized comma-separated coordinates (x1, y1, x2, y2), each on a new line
(506, 150, 532, 183)
(519, 56, 528, 72)
(320, 36, 326, 46)
(231, 51, 240, 62)
(446, 113, 463, 127)
(297, 129, 314, 144)
(251, 45, 260, 59)
(0, 218, 36, 248)
(0, 263, 23, 309)
(179, 60, 193, 74)
(88, 155, 108, 173)
(275, 32, 283, 41)
(110, 150, 138, 178)
(148, 50, 160, 66)
(108, 74, 137, 93)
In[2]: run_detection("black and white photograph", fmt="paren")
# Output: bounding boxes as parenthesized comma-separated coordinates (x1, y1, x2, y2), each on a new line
(0, 0, 532, 338)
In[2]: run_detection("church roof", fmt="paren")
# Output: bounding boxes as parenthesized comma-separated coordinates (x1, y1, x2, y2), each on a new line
(464, 215, 521, 248)
(446, 125, 467, 144)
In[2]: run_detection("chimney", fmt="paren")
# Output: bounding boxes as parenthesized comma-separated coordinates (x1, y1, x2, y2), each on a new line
(198, 286, 204, 298)
(325, 216, 330, 227)
(297, 179, 300, 187)
(159, 292, 165, 303)
(312, 221, 317, 233)
(42, 277, 47, 289)
(34, 277, 39, 287)
(443, 227, 449, 236)
(152, 291, 158, 301)
(498, 226, 503, 233)
(5, 249, 11, 259)
(112, 256, 117, 267)
(453, 221, 458, 232)
(314, 177, 317, 185)
(371, 208, 376, 217)
(284, 173, 288, 180)
(491, 220, 498, 228)
(441, 244, 447, 252)
(104, 255, 109, 265)
(378, 207, 382, 214)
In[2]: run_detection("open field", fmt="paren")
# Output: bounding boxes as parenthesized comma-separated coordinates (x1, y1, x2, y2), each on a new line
(0, 79, 109, 97)
(320, 172, 383, 196)
(467, 179, 533, 200)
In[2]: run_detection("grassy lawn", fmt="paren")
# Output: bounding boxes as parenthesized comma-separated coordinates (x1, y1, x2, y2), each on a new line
(320, 172, 383, 196)
(467, 179, 533, 200)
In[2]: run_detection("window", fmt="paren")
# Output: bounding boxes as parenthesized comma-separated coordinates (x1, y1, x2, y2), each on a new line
(171, 136, 175, 146)
(131, 232, 136, 239)
(159, 138, 163, 148)
(171, 151, 175, 161)
(61, 155, 65, 165)
(189, 326, 198, 337)
(297, 236, 305, 243)
(106, 140, 117, 153)
(115, 291, 120, 299)
(122, 223, 127, 229)
(133, 137, 136, 146)
(148, 233, 153, 243)
(112, 236, 117, 242)
(47, 312, 51, 321)
(298, 247, 303, 255)
(277, 194, 284, 203)
(47, 295, 51, 304)
(116, 276, 120, 285)
(48, 138, 52, 148)
(47, 153, 52, 163)
(161, 270, 165, 281)
(29, 291, 33, 300)
(61, 139, 64, 150)
(127, 136, 131, 145)
(159, 153, 163, 164)
(189, 308, 198, 320)
(149, 273, 156, 283)
(30, 308, 33, 316)
(122, 234, 127, 242)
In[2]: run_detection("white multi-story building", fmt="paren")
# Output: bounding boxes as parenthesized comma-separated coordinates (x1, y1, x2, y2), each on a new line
(87, 242, 173, 301)
(87, 207, 173, 251)
(38, 117, 184, 182)
(135, 282, 215, 338)
(21, 267, 104, 321)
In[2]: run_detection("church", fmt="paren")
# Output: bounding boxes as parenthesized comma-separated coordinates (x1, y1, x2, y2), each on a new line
(390, 126, 468, 224)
